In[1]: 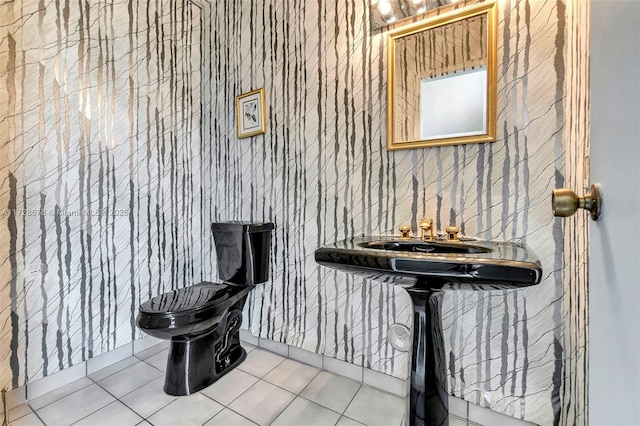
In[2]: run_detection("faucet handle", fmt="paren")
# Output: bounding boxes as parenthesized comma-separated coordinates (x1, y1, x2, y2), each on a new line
(419, 218, 435, 241)
(445, 226, 460, 241)
(398, 225, 411, 239)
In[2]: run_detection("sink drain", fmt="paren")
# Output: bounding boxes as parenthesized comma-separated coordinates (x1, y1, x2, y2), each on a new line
(387, 323, 411, 352)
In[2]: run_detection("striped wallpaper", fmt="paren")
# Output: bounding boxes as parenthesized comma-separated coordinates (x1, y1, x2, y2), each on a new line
(0, 0, 204, 389)
(0, 0, 589, 425)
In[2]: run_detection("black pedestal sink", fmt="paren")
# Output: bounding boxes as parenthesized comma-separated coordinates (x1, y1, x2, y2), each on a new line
(315, 237, 542, 426)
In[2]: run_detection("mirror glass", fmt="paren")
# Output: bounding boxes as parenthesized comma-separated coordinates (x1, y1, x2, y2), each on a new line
(387, 3, 497, 150)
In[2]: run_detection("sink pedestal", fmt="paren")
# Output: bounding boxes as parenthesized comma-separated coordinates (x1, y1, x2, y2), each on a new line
(406, 287, 448, 426)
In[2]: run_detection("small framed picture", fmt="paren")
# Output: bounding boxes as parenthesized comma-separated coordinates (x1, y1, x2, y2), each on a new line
(236, 88, 267, 138)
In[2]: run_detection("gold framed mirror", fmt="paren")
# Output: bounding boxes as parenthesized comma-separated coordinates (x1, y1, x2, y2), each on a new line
(387, 2, 497, 150)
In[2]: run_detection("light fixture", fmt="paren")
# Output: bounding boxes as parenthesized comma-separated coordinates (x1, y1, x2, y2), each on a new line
(378, 0, 392, 15)
(377, 0, 396, 23)
(412, 0, 427, 14)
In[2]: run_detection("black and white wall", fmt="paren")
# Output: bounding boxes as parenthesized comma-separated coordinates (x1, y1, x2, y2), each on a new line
(0, 0, 204, 391)
(0, 1, 589, 425)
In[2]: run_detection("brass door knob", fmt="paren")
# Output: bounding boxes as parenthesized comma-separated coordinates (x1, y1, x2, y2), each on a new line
(552, 184, 601, 220)
(399, 225, 411, 238)
(445, 226, 460, 241)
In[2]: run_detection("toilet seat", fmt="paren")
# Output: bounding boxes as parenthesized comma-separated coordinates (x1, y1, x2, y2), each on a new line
(137, 281, 253, 335)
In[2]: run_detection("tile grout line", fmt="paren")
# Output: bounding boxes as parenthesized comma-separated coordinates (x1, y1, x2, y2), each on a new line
(71, 364, 169, 425)
(26, 344, 400, 426)
(27, 403, 48, 426)
(255, 356, 394, 421)
(338, 382, 363, 416)
(27, 379, 94, 414)
(265, 362, 323, 425)
(18, 343, 171, 425)
(217, 356, 328, 425)
(137, 393, 180, 423)
(66, 376, 145, 426)
(264, 394, 297, 426)
(101, 347, 280, 425)
(198, 392, 258, 426)
(186, 393, 223, 426)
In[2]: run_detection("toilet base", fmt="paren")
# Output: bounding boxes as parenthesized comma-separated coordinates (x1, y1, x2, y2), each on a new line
(163, 303, 247, 396)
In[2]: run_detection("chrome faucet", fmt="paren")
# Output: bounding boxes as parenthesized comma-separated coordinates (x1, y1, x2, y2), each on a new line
(419, 217, 434, 242)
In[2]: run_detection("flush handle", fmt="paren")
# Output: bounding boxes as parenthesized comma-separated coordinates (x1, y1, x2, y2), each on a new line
(552, 184, 602, 220)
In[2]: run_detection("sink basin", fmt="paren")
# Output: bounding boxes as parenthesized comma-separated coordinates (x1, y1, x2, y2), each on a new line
(359, 240, 492, 254)
(315, 236, 542, 290)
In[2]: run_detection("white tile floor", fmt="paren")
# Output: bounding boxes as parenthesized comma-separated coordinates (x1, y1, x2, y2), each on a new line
(4, 342, 476, 426)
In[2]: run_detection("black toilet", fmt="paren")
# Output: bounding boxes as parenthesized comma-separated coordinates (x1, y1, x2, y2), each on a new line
(136, 222, 274, 396)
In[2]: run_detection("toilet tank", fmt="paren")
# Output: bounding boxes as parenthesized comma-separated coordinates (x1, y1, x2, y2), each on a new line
(211, 222, 274, 285)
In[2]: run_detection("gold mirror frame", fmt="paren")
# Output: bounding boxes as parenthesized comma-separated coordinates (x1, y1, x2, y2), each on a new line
(386, 2, 497, 150)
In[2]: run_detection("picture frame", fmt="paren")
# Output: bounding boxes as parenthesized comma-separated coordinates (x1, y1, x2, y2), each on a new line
(236, 88, 267, 138)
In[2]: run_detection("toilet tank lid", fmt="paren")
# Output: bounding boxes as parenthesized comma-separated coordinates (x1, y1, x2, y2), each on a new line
(211, 222, 274, 233)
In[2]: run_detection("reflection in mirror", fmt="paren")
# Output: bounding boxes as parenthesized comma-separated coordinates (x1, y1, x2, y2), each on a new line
(419, 68, 487, 139)
(387, 2, 496, 150)
(370, 0, 464, 30)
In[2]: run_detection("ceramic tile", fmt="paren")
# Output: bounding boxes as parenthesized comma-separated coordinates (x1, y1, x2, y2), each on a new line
(271, 397, 341, 426)
(27, 363, 87, 401)
(120, 377, 177, 418)
(362, 368, 407, 397)
(87, 343, 133, 376)
(228, 380, 295, 425)
(133, 336, 163, 354)
(239, 329, 259, 346)
(289, 345, 323, 368)
(11, 413, 45, 426)
(134, 342, 168, 360)
(300, 371, 361, 414)
(29, 377, 93, 410)
(468, 403, 536, 426)
(336, 416, 366, 426)
(322, 356, 363, 383)
(35, 383, 116, 426)
(5, 403, 32, 421)
(0, 386, 26, 414)
(450, 415, 468, 426)
(200, 369, 259, 406)
(258, 338, 289, 357)
(343, 386, 405, 426)
(97, 361, 162, 398)
(147, 393, 223, 426)
(143, 349, 169, 372)
(74, 401, 143, 426)
(88, 356, 140, 382)
(16, 345, 415, 426)
(243, 343, 257, 354)
(449, 396, 468, 418)
(204, 408, 258, 426)
(237, 348, 285, 378)
(264, 359, 320, 394)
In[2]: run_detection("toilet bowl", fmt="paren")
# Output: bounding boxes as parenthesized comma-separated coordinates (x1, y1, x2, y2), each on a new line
(136, 222, 274, 396)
